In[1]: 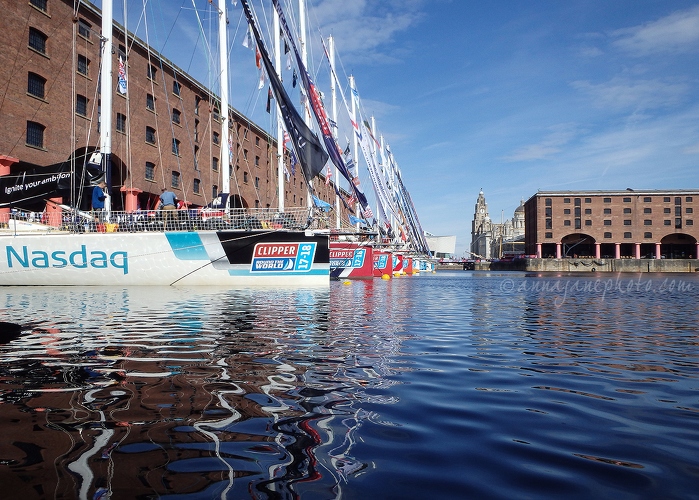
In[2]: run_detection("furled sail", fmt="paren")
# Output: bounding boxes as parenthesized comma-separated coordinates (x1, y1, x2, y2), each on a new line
(349, 86, 396, 224)
(240, 0, 328, 184)
(272, 0, 369, 211)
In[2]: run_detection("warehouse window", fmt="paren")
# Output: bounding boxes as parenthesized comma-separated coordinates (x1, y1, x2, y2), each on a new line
(26, 121, 45, 148)
(27, 72, 46, 99)
(29, 28, 47, 55)
(77, 55, 89, 76)
(146, 126, 156, 144)
(78, 19, 91, 39)
(75, 94, 88, 116)
(145, 162, 155, 181)
(30, 0, 47, 12)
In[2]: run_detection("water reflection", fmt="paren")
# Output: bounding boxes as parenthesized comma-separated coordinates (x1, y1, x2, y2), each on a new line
(3, 274, 698, 499)
(0, 284, 410, 499)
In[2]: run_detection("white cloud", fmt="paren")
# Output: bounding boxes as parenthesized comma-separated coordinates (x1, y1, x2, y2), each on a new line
(577, 46, 604, 58)
(612, 4, 699, 55)
(307, 0, 424, 65)
(684, 142, 699, 154)
(571, 77, 690, 112)
(503, 124, 578, 162)
(504, 144, 562, 162)
(423, 141, 452, 152)
(528, 105, 699, 188)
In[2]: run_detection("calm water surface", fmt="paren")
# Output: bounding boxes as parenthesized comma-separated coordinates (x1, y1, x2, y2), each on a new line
(0, 272, 698, 499)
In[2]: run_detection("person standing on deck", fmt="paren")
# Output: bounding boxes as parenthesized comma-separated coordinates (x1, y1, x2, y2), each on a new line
(91, 181, 107, 222)
(159, 188, 177, 229)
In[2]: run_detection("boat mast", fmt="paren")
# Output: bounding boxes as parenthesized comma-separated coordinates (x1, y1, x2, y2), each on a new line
(381, 134, 396, 240)
(328, 35, 340, 228)
(100, 0, 113, 193)
(218, 0, 231, 196)
(299, 0, 312, 208)
(274, 7, 284, 211)
(349, 75, 360, 224)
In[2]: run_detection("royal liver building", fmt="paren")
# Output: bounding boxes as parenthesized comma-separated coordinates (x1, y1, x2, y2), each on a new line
(470, 190, 525, 259)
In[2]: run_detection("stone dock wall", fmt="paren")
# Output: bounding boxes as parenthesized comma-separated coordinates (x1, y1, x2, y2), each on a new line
(473, 258, 699, 273)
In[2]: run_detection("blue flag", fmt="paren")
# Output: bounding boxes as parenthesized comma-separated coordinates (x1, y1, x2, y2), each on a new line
(349, 215, 367, 226)
(312, 195, 332, 212)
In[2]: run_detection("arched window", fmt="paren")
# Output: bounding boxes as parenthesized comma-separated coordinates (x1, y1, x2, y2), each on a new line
(27, 72, 46, 99)
(26, 121, 45, 148)
(28, 28, 47, 55)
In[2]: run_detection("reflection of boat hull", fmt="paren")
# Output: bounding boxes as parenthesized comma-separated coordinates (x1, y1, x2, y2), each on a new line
(0, 230, 329, 286)
(329, 242, 373, 279)
(402, 257, 413, 275)
(392, 254, 404, 275)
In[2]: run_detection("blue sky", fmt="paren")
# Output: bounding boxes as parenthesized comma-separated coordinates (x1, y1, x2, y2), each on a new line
(107, 0, 699, 256)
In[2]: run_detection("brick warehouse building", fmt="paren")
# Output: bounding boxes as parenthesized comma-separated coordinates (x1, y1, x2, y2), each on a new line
(0, 0, 338, 215)
(524, 190, 699, 260)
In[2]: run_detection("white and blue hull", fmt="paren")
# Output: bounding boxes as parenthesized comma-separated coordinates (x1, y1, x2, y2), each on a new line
(0, 230, 329, 286)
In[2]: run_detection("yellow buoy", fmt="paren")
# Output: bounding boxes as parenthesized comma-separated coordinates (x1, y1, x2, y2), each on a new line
(342, 280, 351, 285)
(382, 274, 390, 280)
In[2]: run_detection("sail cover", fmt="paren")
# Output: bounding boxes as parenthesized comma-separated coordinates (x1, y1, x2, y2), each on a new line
(240, 0, 328, 184)
(0, 156, 104, 207)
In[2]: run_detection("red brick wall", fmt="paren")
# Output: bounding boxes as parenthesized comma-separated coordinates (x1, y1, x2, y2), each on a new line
(526, 191, 699, 254)
(0, 0, 326, 213)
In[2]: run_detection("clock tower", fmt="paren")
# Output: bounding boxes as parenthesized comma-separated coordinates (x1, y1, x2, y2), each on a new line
(471, 190, 492, 259)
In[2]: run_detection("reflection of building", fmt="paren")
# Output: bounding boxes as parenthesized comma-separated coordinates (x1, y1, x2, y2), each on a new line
(0, 286, 391, 498)
(524, 190, 699, 259)
(470, 190, 525, 259)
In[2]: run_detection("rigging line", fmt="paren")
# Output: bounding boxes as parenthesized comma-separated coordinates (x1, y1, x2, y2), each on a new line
(237, 2, 273, 123)
(4, 13, 78, 162)
(208, 105, 219, 207)
(0, 13, 32, 139)
(140, 0, 168, 192)
(71, 9, 79, 210)
(150, 0, 190, 203)
(121, 0, 135, 196)
(198, 111, 214, 207)
(183, 12, 204, 75)
(222, 15, 250, 207)
(175, 4, 211, 199)
(0, 2, 75, 127)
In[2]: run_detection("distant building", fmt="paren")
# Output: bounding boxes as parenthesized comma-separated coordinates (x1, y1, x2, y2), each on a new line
(470, 190, 525, 259)
(425, 233, 456, 259)
(524, 190, 699, 259)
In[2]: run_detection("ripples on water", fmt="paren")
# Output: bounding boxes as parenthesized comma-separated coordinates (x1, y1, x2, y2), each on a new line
(0, 272, 698, 499)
